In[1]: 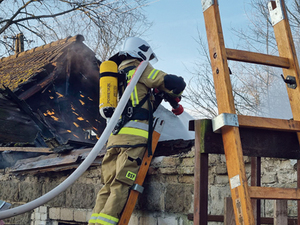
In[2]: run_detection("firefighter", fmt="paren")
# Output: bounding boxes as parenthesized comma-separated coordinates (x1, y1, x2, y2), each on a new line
(88, 37, 186, 225)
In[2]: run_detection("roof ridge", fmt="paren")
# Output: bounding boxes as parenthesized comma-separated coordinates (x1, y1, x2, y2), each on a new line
(0, 34, 84, 62)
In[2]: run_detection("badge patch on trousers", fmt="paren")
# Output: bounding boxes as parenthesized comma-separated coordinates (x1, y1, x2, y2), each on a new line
(126, 171, 136, 181)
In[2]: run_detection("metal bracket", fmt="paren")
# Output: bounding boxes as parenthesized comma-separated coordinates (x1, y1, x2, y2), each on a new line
(131, 184, 144, 194)
(281, 75, 297, 89)
(268, 0, 285, 26)
(202, 0, 217, 12)
(212, 113, 239, 133)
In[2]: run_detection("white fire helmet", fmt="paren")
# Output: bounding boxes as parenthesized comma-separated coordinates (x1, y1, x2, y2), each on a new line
(119, 37, 158, 64)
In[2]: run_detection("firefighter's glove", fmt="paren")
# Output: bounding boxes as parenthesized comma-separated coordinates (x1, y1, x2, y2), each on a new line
(164, 74, 186, 97)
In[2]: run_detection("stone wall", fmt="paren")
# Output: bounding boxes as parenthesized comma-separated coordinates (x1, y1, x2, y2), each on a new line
(207, 154, 298, 222)
(0, 149, 195, 225)
(0, 148, 299, 225)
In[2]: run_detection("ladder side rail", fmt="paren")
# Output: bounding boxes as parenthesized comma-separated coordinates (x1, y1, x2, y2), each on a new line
(203, 2, 255, 225)
(270, 0, 300, 120)
(270, 2, 300, 225)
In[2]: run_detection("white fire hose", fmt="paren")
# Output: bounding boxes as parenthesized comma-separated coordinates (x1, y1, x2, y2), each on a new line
(0, 60, 148, 220)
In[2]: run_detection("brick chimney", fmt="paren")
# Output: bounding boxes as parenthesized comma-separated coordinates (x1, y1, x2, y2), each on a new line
(15, 33, 24, 54)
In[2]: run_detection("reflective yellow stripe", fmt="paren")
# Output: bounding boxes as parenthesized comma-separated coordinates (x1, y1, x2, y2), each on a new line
(147, 69, 160, 79)
(127, 70, 135, 80)
(127, 70, 139, 106)
(88, 213, 99, 224)
(130, 85, 139, 106)
(96, 213, 119, 225)
(88, 219, 97, 224)
(118, 127, 148, 138)
(96, 219, 114, 225)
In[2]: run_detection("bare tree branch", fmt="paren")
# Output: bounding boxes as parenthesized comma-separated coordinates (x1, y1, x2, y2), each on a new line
(0, 0, 151, 58)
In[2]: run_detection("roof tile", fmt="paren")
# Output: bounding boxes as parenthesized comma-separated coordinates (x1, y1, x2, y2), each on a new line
(0, 34, 85, 90)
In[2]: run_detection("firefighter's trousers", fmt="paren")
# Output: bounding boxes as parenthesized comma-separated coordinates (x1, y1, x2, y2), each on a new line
(88, 146, 146, 225)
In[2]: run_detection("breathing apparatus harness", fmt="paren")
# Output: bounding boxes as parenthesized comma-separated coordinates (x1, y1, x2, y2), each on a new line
(112, 65, 155, 156)
(99, 60, 184, 156)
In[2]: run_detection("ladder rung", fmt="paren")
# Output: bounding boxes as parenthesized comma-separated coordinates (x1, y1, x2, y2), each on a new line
(249, 186, 300, 200)
(238, 115, 300, 132)
(226, 48, 290, 68)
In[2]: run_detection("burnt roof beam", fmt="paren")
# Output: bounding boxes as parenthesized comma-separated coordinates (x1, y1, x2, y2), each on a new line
(1, 86, 62, 148)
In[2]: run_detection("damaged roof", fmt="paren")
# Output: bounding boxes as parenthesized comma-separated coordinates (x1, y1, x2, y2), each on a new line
(0, 34, 105, 148)
(0, 35, 195, 173)
(0, 35, 90, 92)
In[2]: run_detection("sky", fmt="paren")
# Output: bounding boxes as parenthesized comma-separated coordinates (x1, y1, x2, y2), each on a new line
(141, 0, 251, 114)
(143, 0, 250, 79)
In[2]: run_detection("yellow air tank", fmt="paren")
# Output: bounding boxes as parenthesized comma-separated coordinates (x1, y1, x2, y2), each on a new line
(99, 60, 118, 120)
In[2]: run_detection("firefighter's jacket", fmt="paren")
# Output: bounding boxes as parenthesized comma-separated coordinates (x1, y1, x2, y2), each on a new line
(88, 59, 185, 225)
(106, 59, 181, 149)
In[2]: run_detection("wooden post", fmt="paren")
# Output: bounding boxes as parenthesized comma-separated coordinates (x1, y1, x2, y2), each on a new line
(274, 200, 288, 225)
(224, 197, 236, 225)
(193, 120, 209, 225)
(193, 153, 208, 225)
(251, 157, 261, 225)
(297, 160, 300, 225)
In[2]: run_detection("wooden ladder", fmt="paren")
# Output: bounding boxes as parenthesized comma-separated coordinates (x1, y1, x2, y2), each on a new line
(118, 118, 164, 225)
(202, 0, 300, 224)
